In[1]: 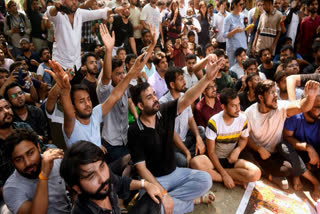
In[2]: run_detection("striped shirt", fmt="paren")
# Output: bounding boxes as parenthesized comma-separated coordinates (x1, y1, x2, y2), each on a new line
(205, 111, 249, 158)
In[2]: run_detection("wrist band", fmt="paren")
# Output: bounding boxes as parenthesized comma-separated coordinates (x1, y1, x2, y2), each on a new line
(141, 179, 145, 188)
(161, 190, 167, 197)
(39, 172, 49, 180)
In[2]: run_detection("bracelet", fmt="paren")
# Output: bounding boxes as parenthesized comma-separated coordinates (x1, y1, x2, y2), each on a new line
(141, 179, 145, 189)
(161, 190, 167, 197)
(39, 172, 49, 180)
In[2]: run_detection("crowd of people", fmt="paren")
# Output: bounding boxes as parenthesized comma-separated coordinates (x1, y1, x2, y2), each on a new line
(0, 0, 320, 213)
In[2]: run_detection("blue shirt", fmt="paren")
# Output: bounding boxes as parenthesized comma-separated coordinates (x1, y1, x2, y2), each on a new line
(284, 113, 320, 151)
(223, 13, 247, 52)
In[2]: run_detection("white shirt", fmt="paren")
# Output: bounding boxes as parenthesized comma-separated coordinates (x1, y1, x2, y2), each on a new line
(286, 12, 299, 45)
(213, 11, 230, 43)
(140, 4, 161, 39)
(183, 66, 198, 89)
(129, 6, 142, 39)
(46, 7, 108, 70)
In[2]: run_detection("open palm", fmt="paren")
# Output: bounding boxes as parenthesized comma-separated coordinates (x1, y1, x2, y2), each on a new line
(45, 60, 71, 90)
(100, 24, 115, 50)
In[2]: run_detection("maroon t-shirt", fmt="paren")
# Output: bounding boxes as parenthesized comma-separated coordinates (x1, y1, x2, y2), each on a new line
(194, 96, 223, 127)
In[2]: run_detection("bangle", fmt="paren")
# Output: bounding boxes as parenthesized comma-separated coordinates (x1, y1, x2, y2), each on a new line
(141, 179, 145, 188)
(39, 172, 49, 180)
(161, 190, 167, 197)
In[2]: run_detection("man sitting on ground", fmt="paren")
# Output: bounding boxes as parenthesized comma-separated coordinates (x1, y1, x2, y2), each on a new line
(191, 88, 261, 189)
(245, 79, 320, 198)
(60, 140, 162, 214)
(3, 128, 70, 214)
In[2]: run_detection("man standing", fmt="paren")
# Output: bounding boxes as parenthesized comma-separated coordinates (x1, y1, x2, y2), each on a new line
(245, 80, 320, 193)
(173, 35, 192, 68)
(3, 128, 70, 214)
(252, 0, 282, 56)
(128, 58, 225, 213)
(140, 0, 164, 45)
(111, 2, 137, 56)
(129, 0, 142, 52)
(297, 0, 320, 62)
(191, 88, 261, 188)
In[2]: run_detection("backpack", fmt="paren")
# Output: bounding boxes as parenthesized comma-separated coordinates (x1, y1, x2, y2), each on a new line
(6, 12, 26, 30)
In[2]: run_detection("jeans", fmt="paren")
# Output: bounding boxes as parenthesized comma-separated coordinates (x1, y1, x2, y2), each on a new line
(175, 127, 205, 167)
(156, 167, 212, 214)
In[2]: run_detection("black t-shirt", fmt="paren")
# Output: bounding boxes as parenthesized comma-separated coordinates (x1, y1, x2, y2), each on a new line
(81, 78, 99, 107)
(127, 100, 178, 177)
(111, 15, 133, 47)
(29, 11, 46, 39)
(258, 62, 279, 81)
(238, 91, 256, 111)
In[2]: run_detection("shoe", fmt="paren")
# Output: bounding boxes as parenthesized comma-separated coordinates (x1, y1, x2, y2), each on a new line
(271, 176, 289, 190)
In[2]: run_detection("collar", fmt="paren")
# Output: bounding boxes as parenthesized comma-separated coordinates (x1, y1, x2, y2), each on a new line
(136, 111, 162, 131)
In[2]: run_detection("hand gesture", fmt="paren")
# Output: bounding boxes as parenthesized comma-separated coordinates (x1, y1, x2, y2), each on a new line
(30, 59, 39, 66)
(222, 173, 235, 189)
(6, 71, 18, 84)
(162, 194, 174, 214)
(149, 25, 157, 46)
(304, 80, 320, 97)
(99, 24, 115, 51)
(205, 58, 225, 81)
(128, 53, 148, 78)
(45, 60, 71, 91)
(195, 136, 206, 155)
(235, 26, 243, 33)
(227, 147, 240, 164)
(144, 181, 161, 204)
(41, 148, 64, 178)
(258, 147, 271, 160)
(280, 15, 286, 23)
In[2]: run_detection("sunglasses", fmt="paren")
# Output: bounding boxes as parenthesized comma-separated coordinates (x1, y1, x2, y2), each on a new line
(10, 91, 24, 99)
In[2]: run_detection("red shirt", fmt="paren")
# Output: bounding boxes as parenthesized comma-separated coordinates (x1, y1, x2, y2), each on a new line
(173, 47, 192, 68)
(297, 15, 320, 57)
(194, 96, 223, 127)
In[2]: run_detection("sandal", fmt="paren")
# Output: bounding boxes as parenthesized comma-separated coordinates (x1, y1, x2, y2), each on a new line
(194, 191, 216, 205)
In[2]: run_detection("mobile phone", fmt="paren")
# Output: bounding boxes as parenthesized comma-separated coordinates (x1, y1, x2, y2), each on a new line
(141, 52, 148, 62)
(14, 68, 27, 86)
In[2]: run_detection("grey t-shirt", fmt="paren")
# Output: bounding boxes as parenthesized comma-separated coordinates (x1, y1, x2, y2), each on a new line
(3, 159, 71, 214)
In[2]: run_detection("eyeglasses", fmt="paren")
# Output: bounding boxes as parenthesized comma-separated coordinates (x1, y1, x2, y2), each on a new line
(10, 91, 24, 99)
(268, 90, 277, 95)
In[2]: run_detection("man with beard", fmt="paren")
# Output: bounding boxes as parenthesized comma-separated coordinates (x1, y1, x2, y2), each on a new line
(60, 140, 161, 214)
(159, 67, 206, 167)
(45, 0, 124, 70)
(297, 0, 320, 62)
(81, 52, 99, 107)
(19, 38, 41, 73)
(258, 48, 279, 81)
(194, 81, 223, 127)
(245, 79, 320, 199)
(110, 2, 137, 56)
(303, 42, 320, 74)
(191, 88, 261, 189)
(37, 48, 53, 86)
(3, 128, 71, 214)
(238, 72, 261, 111)
(283, 89, 320, 200)
(4, 82, 48, 141)
(183, 54, 198, 90)
(45, 44, 151, 149)
(128, 58, 226, 213)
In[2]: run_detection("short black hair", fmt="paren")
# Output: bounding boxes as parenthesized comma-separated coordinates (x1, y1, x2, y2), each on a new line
(70, 84, 90, 105)
(142, 29, 151, 37)
(258, 48, 270, 58)
(112, 57, 123, 72)
(312, 42, 320, 53)
(306, 0, 317, 6)
(40, 47, 50, 57)
(15, 56, 26, 62)
(245, 72, 259, 87)
(243, 58, 257, 70)
(274, 70, 287, 83)
(231, 0, 241, 9)
(280, 45, 294, 54)
(60, 141, 105, 188)
(187, 31, 196, 38)
(220, 88, 238, 105)
(0, 67, 9, 74)
(205, 43, 214, 52)
(153, 52, 166, 66)
(4, 82, 21, 101)
(130, 82, 151, 106)
(9, 61, 23, 73)
(263, 0, 273, 3)
(254, 80, 275, 103)
(81, 52, 96, 65)
(125, 54, 137, 65)
(213, 49, 225, 57)
(5, 128, 38, 160)
(234, 47, 246, 58)
(186, 54, 197, 61)
(116, 47, 126, 55)
(165, 67, 184, 89)
(283, 56, 297, 69)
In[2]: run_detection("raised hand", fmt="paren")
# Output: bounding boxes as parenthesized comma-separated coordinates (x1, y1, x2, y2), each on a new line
(129, 52, 149, 78)
(45, 60, 71, 91)
(205, 58, 225, 81)
(304, 80, 320, 97)
(41, 148, 64, 178)
(99, 23, 115, 51)
(149, 25, 157, 46)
